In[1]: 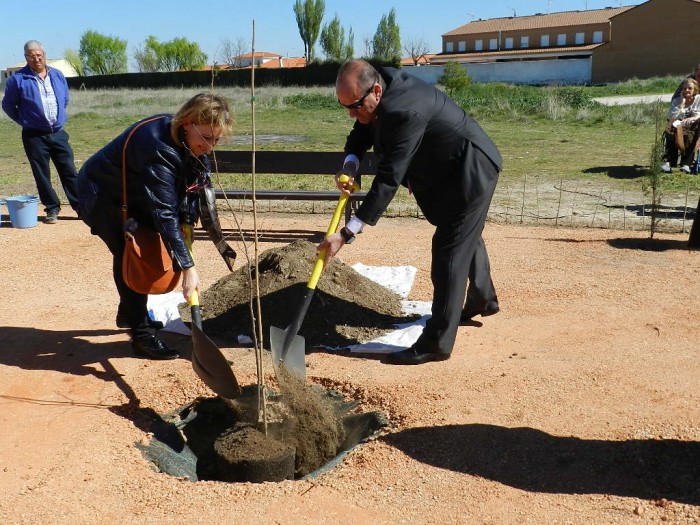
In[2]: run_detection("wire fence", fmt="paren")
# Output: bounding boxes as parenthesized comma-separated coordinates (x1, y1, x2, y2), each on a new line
(21, 170, 697, 236)
(489, 177, 698, 233)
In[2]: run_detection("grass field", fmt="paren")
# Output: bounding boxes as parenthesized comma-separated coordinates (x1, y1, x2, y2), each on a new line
(1, 79, 697, 231)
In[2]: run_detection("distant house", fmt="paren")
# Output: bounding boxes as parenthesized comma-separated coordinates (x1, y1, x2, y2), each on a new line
(1, 58, 78, 83)
(430, 0, 700, 85)
(256, 56, 306, 69)
(231, 52, 306, 69)
(401, 54, 436, 67)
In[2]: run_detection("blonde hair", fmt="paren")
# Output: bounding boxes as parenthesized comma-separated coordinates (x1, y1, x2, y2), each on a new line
(171, 93, 234, 143)
(682, 78, 700, 96)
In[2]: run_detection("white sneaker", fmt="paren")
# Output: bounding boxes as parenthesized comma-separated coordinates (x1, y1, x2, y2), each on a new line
(661, 162, 671, 173)
(680, 165, 691, 174)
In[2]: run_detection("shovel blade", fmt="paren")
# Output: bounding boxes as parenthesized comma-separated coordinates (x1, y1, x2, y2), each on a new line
(270, 325, 306, 382)
(191, 323, 242, 399)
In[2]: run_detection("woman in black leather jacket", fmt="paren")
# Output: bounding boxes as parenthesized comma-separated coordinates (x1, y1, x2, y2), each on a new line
(77, 93, 235, 360)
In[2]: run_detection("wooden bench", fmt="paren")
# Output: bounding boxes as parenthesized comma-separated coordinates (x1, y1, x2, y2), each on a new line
(211, 150, 377, 222)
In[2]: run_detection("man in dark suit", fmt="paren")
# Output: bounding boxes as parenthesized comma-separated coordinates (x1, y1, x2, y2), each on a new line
(318, 59, 502, 365)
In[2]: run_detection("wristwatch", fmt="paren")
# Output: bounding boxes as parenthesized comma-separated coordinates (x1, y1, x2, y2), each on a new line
(339, 226, 355, 244)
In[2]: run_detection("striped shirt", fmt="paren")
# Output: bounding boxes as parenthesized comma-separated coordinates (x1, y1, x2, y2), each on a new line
(34, 70, 59, 127)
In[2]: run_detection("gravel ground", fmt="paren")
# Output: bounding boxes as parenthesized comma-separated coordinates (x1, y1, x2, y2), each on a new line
(0, 209, 698, 525)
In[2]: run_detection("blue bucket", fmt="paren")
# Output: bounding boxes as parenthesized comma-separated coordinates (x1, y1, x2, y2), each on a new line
(6, 195, 40, 228)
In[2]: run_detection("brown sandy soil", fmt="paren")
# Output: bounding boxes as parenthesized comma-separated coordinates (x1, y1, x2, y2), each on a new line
(0, 208, 699, 525)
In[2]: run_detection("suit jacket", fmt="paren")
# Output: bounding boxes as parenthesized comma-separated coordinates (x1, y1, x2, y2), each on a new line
(344, 68, 502, 226)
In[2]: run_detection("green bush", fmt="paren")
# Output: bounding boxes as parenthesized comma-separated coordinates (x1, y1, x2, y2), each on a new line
(439, 61, 472, 97)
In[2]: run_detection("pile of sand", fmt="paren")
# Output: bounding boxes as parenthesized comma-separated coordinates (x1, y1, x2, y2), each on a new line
(182, 240, 414, 348)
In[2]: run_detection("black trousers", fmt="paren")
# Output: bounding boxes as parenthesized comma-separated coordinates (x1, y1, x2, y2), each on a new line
(663, 127, 699, 168)
(83, 200, 155, 340)
(418, 145, 499, 354)
(21, 128, 80, 214)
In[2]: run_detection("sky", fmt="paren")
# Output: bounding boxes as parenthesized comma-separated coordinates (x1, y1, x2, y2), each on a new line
(0, 0, 646, 70)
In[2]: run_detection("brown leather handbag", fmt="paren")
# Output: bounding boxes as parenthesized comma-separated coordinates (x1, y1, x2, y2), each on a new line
(121, 116, 181, 295)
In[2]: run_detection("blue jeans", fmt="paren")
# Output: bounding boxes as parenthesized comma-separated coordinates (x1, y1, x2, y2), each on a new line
(21, 128, 80, 214)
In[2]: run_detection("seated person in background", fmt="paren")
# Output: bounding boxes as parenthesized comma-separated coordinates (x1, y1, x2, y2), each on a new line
(662, 78, 700, 174)
(672, 63, 700, 100)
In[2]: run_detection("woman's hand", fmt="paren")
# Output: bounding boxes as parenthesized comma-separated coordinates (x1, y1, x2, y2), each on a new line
(181, 266, 200, 302)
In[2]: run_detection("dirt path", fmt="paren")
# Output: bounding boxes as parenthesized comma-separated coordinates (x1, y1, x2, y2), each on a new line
(0, 210, 698, 524)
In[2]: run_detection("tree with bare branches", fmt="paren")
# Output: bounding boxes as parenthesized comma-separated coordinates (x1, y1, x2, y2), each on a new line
(217, 37, 249, 68)
(403, 37, 431, 66)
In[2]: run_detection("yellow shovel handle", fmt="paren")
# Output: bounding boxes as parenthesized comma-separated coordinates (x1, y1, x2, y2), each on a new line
(308, 174, 358, 289)
(182, 223, 200, 308)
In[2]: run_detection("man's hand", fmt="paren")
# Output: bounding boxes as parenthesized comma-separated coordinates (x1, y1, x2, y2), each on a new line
(335, 162, 358, 195)
(318, 233, 346, 266)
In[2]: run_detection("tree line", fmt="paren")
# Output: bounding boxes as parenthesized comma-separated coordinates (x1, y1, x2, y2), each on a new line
(64, 1, 432, 76)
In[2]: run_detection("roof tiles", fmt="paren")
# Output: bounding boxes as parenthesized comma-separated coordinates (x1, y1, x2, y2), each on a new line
(443, 6, 633, 36)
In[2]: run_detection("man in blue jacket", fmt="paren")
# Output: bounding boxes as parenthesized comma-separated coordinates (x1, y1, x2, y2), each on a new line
(2, 40, 80, 224)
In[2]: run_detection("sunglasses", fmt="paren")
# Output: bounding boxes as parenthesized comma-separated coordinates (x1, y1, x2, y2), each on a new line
(339, 86, 373, 110)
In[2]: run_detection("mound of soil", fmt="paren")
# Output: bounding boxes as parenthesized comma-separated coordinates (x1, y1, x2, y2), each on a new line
(183, 240, 414, 348)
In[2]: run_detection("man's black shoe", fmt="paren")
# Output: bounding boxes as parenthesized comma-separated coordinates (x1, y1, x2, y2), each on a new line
(460, 301, 500, 323)
(383, 345, 450, 366)
(132, 336, 179, 360)
(116, 314, 164, 330)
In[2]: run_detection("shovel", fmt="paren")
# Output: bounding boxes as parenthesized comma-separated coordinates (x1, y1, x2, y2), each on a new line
(270, 175, 358, 382)
(183, 223, 242, 399)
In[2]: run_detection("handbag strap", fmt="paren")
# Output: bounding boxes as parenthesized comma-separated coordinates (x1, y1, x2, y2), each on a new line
(121, 115, 168, 225)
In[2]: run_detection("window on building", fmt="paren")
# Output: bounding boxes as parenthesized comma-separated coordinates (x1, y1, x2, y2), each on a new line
(575, 32, 585, 44)
(593, 31, 603, 43)
(557, 34, 566, 46)
(475, 39, 483, 51)
(489, 38, 498, 50)
(458, 41, 466, 52)
(446, 41, 454, 53)
(541, 35, 550, 47)
(505, 37, 513, 49)
(521, 36, 529, 48)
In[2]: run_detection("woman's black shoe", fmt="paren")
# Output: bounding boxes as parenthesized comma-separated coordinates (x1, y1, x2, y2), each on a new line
(132, 335, 179, 360)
